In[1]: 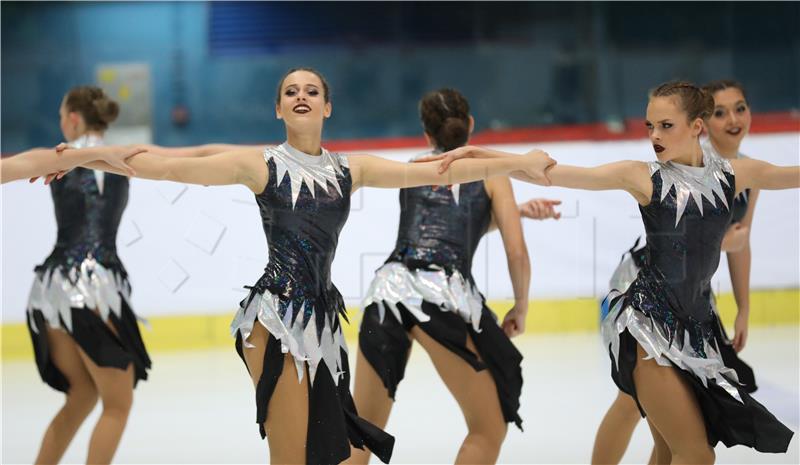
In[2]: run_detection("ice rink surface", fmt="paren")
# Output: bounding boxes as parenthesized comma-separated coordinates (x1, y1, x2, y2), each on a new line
(3, 326, 798, 464)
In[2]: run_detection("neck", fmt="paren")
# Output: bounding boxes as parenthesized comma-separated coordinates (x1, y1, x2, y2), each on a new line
(709, 137, 739, 159)
(286, 129, 322, 156)
(71, 130, 104, 142)
(671, 140, 704, 167)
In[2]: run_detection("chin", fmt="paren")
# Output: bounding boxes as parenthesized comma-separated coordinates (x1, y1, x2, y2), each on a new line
(654, 152, 675, 163)
(286, 118, 323, 132)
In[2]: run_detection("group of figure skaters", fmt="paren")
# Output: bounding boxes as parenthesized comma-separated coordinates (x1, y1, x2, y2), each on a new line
(1, 67, 797, 465)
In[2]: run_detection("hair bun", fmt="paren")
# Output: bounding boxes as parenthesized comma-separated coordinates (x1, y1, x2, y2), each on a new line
(93, 98, 120, 124)
(419, 88, 471, 151)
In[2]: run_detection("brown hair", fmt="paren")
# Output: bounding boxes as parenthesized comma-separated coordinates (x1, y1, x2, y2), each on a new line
(419, 88, 470, 151)
(649, 80, 714, 122)
(63, 86, 119, 131)
(275, 67, 331, 104)
(702, 79, 748, 102)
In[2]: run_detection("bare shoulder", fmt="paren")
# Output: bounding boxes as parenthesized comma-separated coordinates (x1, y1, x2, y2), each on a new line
(344, 154, 378, 190)
(235, 147, 271, 193)
(621, 159, 651, 174)
(345, 153, 377, 168)
(619, 160, 652, 182)
(619, 160, 653, 205)
(729, 157, 758, 172)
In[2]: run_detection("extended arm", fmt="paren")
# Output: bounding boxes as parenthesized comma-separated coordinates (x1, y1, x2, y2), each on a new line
(141, 143, 265, 158)
(348, 149, 555, 191)
(420, 145, 652, 203)
(1, 146, 139, 184)
(733, 158, 800, 193)
(85, 147, 267, 193)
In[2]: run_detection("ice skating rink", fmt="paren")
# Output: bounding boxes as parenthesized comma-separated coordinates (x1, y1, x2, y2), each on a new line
(3, 326, 797, 464)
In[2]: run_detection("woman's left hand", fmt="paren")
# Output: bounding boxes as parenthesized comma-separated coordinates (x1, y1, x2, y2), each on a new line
(502, 304, 528, 338)
(29, 143, 71, 184)
(732, 311, 749, 352)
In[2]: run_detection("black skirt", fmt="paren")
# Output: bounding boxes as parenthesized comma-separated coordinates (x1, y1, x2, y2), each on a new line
(27, 297, 151, 392)
(359, 299, 524, 430)
(605, 292, 793, 453)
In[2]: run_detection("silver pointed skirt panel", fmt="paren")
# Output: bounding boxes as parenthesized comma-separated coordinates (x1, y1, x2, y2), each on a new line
(27, 259, 131, 334)
(362, 262, 485, 332)
(602, 291, 743, 404)
(230, 289, 347, 386)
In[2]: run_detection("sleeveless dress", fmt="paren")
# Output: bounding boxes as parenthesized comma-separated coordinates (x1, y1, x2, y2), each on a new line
(602, 148, 792, 452)
(360, 155, 523, 429)
(229, 143, 394, 464)
(27, 134, 151, 392)
(603, 141, 757, 391)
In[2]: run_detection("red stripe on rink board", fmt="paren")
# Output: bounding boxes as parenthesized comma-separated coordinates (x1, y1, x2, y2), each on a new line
(324, 111, 800, 152)
(322, 111, 800, 152)
(2, 112, 798, 157)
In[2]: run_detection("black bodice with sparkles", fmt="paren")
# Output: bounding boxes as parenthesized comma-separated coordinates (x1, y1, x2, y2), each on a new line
(248, 144, 351, 332)
(731, 189, 750, 224)
(625, 152, 736, 351)
(39, 136, 129, 276)
(48, 169, 129, 264)
(386, 180, 492, 280)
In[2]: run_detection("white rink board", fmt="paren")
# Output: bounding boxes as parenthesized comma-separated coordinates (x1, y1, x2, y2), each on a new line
(2, 133, 798, 322)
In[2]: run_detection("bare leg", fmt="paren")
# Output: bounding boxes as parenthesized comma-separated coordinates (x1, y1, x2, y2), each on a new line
(647, 419, 671, 465)
(411, 327, 508, 464)
(242, 322, 309, 464)
(633, 344, 715, 465)
(591, 391, 642, 465)
(34, 328, 99, 465)
(348, 344, 408, 465)
(77, 349, 134, 465)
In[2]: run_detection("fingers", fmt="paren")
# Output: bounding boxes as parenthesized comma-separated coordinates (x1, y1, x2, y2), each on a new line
(107, 158, 137, 177)
(29, 176, 40, 183)
(501, 312, 525, 338)
(54, 142, 69, 153)
(114, 160, 137, 177)
(45, 170, 68, 185)
(502, 320, 519, 338)
(438, 155, 457, 174)
(734, 330, 747, 352)
(539, 157, 557, 186)
(519, 198, 562, 220)
(414, 153, 445, 164)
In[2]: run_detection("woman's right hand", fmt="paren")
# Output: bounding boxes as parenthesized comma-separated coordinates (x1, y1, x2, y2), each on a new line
(511, 150, 556, 186)
(99, 145, 147, 176)
(519, 198, 562, 220)
(416, 145, 557, 185)
(412, 145, 483, 172)
(50, 143, 144, 178)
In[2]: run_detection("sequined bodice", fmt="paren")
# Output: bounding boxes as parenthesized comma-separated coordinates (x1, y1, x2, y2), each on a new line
(635, 149, 735, 323)
(731, 189, 750, 224)
(387, 173, 492, 279)
(253, 143, 351, 319)
(702, 140, 750, 225)
(49, 135, 129, 265)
